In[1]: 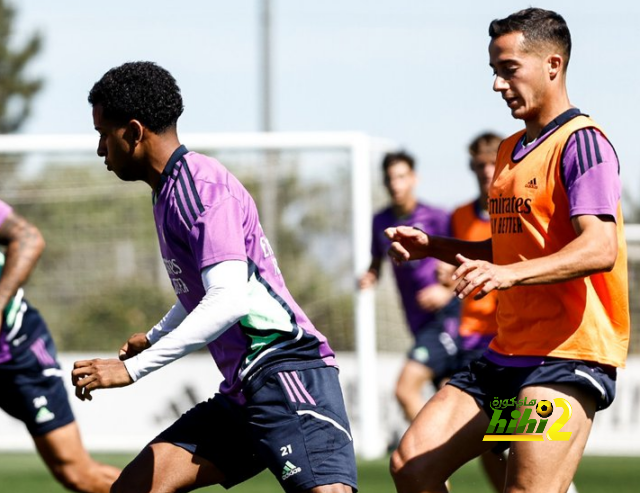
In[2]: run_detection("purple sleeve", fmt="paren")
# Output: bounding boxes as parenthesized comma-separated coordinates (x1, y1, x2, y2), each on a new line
(190, 196, 247, 269)
(0, 200, 12, 227)
(370, 214, 384, 259)
(562, 129, 621, 219)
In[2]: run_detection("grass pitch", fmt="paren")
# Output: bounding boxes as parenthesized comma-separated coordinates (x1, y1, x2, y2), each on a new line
(0, 453, 637, 492)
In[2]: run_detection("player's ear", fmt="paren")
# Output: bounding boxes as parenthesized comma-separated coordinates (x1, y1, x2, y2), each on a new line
(128, 119, 145, 145)
(548, 54, 563, 80)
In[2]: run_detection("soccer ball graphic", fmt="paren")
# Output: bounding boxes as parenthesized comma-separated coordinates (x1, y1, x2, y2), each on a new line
(536, 400, 554, 418)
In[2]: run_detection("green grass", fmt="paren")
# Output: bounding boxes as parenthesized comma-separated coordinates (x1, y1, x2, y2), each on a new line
(0, 453, 638, 492)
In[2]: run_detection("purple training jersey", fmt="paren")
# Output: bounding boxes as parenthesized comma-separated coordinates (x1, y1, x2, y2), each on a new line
(153, 146, 336, 403)
(371, 203, 451, 334)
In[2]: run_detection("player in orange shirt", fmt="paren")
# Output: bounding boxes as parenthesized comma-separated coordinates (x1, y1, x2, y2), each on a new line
(388, 8, 629, 493)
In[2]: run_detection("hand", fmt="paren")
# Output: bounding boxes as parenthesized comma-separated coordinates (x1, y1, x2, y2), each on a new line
(359, 271, 378, 290)
(385, 226, 430, 264)
(436, 261, 457, 288)
(71, 358, 133, 401)
(119, 332, 151, 361)
(452, 254, 515, 300)
(416, 284, 454, 312)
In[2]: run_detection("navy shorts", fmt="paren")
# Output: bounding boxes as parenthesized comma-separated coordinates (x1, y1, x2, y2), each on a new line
(0, 305, 75, 436)
(156, 365, 357, 492)
(448, 356, 618, 417)
(409, 304, 460, 385)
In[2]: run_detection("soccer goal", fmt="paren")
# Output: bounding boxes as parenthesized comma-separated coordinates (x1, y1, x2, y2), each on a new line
(0, 132, 396, 458)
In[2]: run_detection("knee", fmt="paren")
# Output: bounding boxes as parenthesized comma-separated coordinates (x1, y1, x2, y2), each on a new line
(389, 445, 421, 486)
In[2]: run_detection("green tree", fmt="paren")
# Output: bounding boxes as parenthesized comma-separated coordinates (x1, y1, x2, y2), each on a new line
(0, 0, 43, 133)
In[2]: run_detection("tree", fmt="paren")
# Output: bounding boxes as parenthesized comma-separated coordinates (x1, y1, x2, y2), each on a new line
(0, 0, 43, 133)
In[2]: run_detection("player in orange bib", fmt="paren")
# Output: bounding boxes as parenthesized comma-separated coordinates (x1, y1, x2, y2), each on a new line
(388, 8, 629, 493)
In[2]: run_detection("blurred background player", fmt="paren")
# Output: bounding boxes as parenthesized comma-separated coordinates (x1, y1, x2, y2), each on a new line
(359, 151, 459, 422)
(447, 132, 505, 492)
(0, 199, 120, 493)
(451, 132, 502, 372)
(73, 61, 356, 493)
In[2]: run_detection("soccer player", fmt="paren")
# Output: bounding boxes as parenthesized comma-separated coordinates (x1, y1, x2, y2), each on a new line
(0, 200, 120, 493)
(388, 8, 629, 493)
(359, 151, 459, 422)
(72, 61, 357, 493)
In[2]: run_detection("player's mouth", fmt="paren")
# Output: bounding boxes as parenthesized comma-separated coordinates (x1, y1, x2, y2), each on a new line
(504, 96, 520, 108)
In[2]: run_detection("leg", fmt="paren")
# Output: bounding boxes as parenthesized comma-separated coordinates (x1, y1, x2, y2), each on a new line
(396, 359, 434, 421)
(479, 449, 507, 493)
(33, 422, 120, 493)
(111, 441, 224, 493)
(504, 383, 597, 493)
(390, 385, 494, 493)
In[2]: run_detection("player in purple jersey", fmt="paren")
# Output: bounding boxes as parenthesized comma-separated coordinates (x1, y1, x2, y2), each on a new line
(72, 61, 356, 493)
(359, 151, 459, 423)
(0, 200, 120, 493)
(388, 8, 627, 493)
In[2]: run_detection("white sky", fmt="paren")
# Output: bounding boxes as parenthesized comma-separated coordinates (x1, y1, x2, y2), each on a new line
(12, 0, 640, 209)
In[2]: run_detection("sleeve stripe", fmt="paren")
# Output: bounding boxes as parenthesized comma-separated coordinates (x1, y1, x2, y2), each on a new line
(574, 128, 606, 176)
(588, 128, 603, 164)
(575, 130, 586, 174)
(583, 129, 594, 171)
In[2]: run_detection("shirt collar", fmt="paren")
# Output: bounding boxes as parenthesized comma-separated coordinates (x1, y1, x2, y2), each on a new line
(156, 145, 189, 196)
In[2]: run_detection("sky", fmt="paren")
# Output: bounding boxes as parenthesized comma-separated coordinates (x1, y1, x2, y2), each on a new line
(11, 0, 640, 210)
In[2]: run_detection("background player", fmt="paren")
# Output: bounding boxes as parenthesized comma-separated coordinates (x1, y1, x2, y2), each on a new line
(388, 8, 629, 493)
(359, 151, 459, 422)
(73, 61, 356, 493)
(0, 199, 120, 493)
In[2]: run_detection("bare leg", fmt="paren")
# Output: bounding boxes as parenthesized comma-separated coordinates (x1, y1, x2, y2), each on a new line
(479, 449, 507, 492)
(111, 441, 225, 493)
(390, 385, 494, 493)
(396, 359, 435, 421)
(504, 384, 596, 493)
(33, 422, 120, 493)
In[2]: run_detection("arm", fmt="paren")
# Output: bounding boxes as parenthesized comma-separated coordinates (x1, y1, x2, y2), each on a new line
(359, 257, 382, 289)
(116, 300, 188, 360)
(386, 226, 493, 265)
(452, 214, 617, 300)
(72, 260, 249, 400)
(0, 211, 45, 316)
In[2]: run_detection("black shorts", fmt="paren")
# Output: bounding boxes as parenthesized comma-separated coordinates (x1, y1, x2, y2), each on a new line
(0, 305, 75, 436)
(156, 365, 357, 492)
(409, 307, 460, 385)
(448, 356, 617, 417)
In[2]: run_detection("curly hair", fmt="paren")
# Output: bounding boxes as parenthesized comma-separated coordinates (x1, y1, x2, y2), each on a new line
(88, 61, 184, 134)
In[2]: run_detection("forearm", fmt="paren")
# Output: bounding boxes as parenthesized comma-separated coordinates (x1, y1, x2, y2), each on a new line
(427, 236, 493, 265)
(124, 261, 249, 381)
(146, 300, 189, 344)
(0, 216, 45, 310)
(506, 222, 617, 286)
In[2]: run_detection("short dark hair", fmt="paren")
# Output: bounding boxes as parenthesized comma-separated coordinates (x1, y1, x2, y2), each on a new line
(382, 151, 415, 174)
(88, 61, 184, 134)
(489, 8, 571, 69)
(468, 132, 502, 157)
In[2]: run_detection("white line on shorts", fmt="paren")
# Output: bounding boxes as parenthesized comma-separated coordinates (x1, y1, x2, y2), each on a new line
(296, 410, 353, 442)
